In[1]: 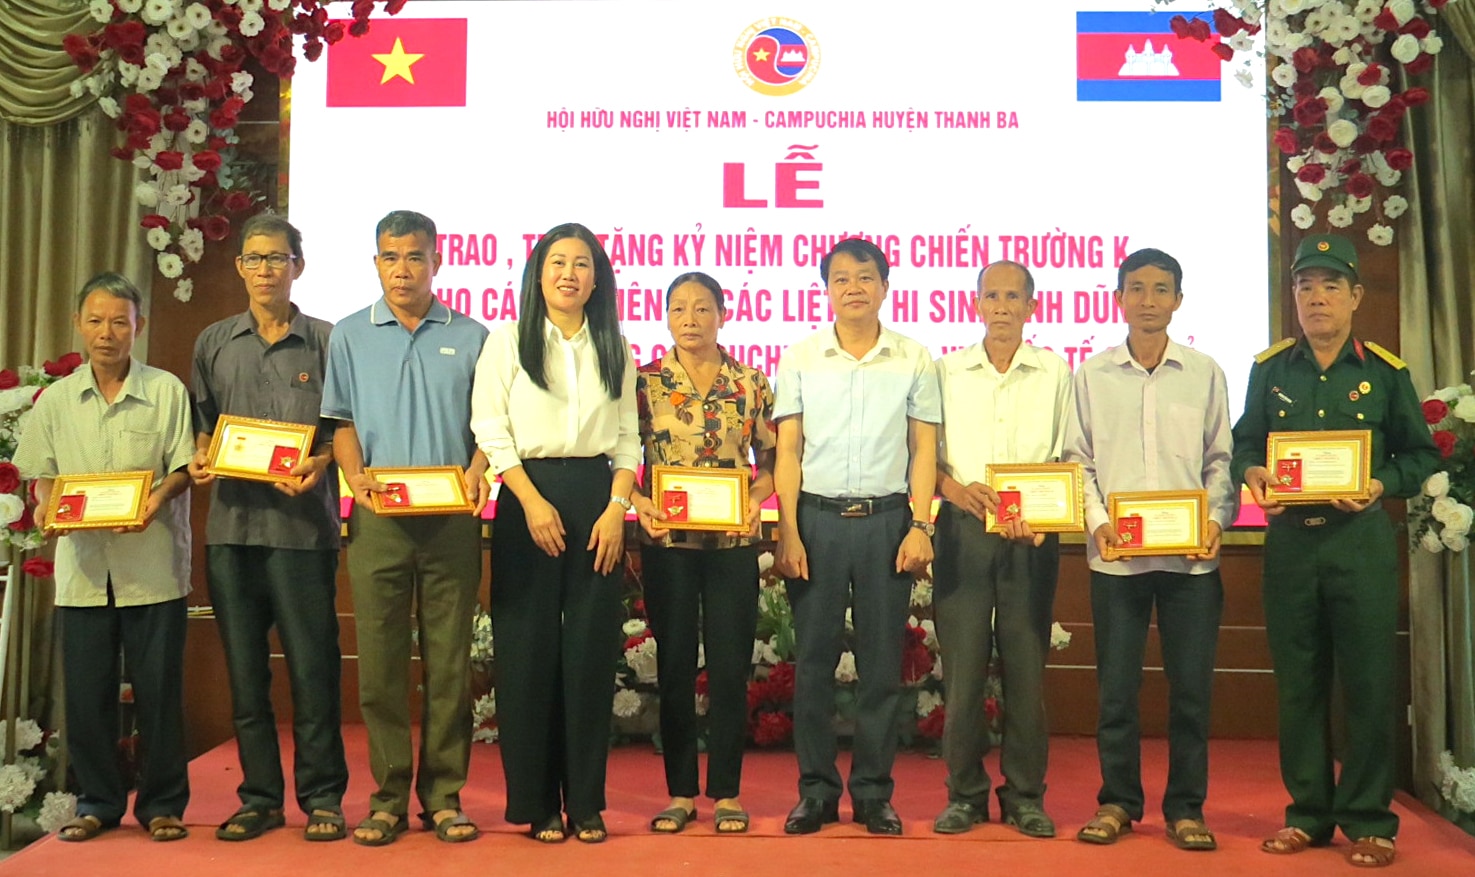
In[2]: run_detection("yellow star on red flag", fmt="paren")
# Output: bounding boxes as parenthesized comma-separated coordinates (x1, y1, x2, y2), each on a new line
(373, 37, 425, 84)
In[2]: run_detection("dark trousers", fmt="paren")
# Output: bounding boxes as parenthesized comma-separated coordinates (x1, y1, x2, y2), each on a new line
(1090, 568, 1222, 823)
(492, 457, 623, 824)
(1264, 509, 1399, 841)
(641, 544, 759, 801)
(933, 504, 1058, 811)
(207, 544, 348, 814)
(789, 499, 913, 804)
(347, 508, 481, 816)
(59, 594, 188, 826)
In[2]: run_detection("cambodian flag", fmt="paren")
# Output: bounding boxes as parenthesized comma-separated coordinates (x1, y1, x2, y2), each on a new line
(1076, 11, 1222, 102)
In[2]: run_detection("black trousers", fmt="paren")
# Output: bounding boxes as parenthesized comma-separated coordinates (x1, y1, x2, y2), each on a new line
(59, 593, 189, 826)
(491, 457, 623, 824)
(789, 499, 913, 804)
(207, 544, 348, 814)
(641, 544, 758, 800)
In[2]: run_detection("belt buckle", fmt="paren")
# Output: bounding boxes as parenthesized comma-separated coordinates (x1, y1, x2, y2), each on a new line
(1303, 516, 1326, 527)
(840, 500, 871, 518)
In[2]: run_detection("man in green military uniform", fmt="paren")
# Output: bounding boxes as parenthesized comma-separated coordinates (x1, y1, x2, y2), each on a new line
(1231, 234, 1438, 869)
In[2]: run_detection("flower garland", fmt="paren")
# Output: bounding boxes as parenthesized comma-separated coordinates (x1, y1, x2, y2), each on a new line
(63, 0, 408, 303)
(1413, 380, 1475, 551)
(1, 355, 82, 553)
(1156, 0, 1459, 245)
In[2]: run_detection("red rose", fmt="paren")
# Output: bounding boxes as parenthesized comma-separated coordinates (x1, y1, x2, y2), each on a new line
(1366, 115, 1398, 143)
(352, 0, 376, 19)
(917, 705, 945, 740)
(8, 505, 34, 532)
(1186, 18, 1211, 41)
(103, 20, 146, 50)
(209, 108, 240, 130)
(193, 150, 222, 172)
(1296, 163, 1327, 185)
(348, 19, 371, 37)
(1340, 159, 1362, 176)
(750, 712, 792, 747)
(117, 43, 145, 67)
(766, 661, 796, 701)
(303, 39, 324, 62)
(0, 368, 17, 389)
(216, 5, 243, 29)
(623, 629, 652, 652)
(1385, 147, 1414, 171)
(902, 637, 934, 684)
(324, 21, 347, 43)
(1424, 399, 1451, 424)
(386, 0, 410, 14)
(154, 150, 185, 171)
(140, 214, 171, 229)
(1434, 430, 1458, 458)
(1169, 15, 1190, 39)
(1406, 54, 1434, 76)
(694, 670, 709, 698)
(31, 387, 44, 404)
(1401, 18, 1432, 40)
(21, 558, 53, 580)
(1373, 9, 1400, 31)
(1273, 127, 1301, 154)
(178, 82, 205, 102)
(63, 33, 101, 73)
(1402, 87, 1431, 107)
(218, 44, 247, 67)
(1314, 132, 1338, 155)
(207, 136, 229, 151)
(1212, 8, 1244, 37)
(197, 170, 218, 190)
(1292, 76, 1318, 100)
(1346, 173, 1375, 199)
(1293, 97, 1328, 127)
(43, 352, 83, 377)
(1358, 63, 1384, 87)
(1211, 42, 1234, 63)
(1293, 46, 1321, 74)
(163, 109, 190, 133)
(109, 146, 135, 161)
(223, 191, 253, 212)
(0, 462, 20, 493)
(126, 108, 161, 139)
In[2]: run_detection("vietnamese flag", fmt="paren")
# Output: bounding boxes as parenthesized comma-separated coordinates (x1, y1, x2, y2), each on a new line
(326, 18, 467, 107)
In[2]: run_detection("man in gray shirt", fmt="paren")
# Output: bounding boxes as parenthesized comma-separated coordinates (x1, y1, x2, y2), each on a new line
(188, 214, 348, 842)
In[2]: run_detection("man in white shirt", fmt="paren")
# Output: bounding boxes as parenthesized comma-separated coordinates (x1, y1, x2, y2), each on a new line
(931, 261, 1072, 838)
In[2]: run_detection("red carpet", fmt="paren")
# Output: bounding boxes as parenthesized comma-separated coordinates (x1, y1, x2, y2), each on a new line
(5, 726, 1473, 876)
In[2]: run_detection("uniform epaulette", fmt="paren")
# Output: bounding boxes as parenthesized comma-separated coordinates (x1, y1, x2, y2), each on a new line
(1254, 337, 1296, 364)
(1364, 341, 1407, 370)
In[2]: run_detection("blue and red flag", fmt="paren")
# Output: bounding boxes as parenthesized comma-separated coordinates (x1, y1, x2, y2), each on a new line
(1076, 12, 1222, 102)
(745, 27, 810, 86)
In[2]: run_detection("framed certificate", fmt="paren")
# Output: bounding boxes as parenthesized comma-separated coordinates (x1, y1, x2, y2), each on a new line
(648, 465, 749, 532)
(1106, 489, 1209, 559)
(983, 462, 1084, 533)
(1264, 429, 1372, 505)
(364, 466, 476, 516)
(205, 414, 316, 484)
(45, 471, 153, 531)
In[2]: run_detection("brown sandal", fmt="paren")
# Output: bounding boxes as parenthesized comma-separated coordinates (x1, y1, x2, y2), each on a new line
(1076, 804, 1132, 845)
(1261, 826, 1315, 854)
(1348, 836, 1396, 868)
(1166, 818, 1217, 851)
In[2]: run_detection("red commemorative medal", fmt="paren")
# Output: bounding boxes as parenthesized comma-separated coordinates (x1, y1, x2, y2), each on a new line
(54, 494, 87, 523)
(267, 445, 299, 476)
(1117, 514, 1143, 545)
(662, 489, 689, 523)
(996, 490, 1022, 525)
(1276, 458, 1303, 491)
(382, 483, 410, 506)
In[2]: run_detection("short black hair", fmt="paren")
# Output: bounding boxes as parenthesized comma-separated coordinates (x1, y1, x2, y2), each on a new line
(977, 260, 1035, 297)
(75, 271, 143, 315)
(1117, 248, 1183, 294)
(239, 212, 304, 261)
(375, 210, 437, 249)
(666, 272, 726, 314)
(820, 238, 889, 285)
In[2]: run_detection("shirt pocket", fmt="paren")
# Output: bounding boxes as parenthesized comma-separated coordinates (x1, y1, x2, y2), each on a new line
(1165, 402, 1206, 463)
(1334, 391, 1385, 431)
(115, 428, 166, 474)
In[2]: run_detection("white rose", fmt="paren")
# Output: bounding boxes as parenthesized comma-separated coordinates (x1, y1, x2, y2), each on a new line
(1391, 33, 1421, 64)
(67, 79, 85, 99)
(1320, 87, 1346, 114)
(1333, 46, 1354, 65)
(1432, 495, 1459, 523)
(1328, 204, 1355, 228)
(0, 494, 23, 527)
(136, 67, 163, 92)
(146, 227, 172, 251)
(834, 651, 858, 684)
(185, 2, 211, 28)
(164, 184, 192, 206)
(1446, 503, 1475, 536)
(172, 278, 194, 303)
(1367, 223, 1394, 246)
(1361, 85, 1392, 108)
(1287, 155, 1307, 173)
(1327, 118, 1358, 146)
(141, 0, 174, 26)
(88, 0, 114, 23)
(1375, 166, 1403, 187)
(119, 0, 144, 13)
(1453, 394, 1475, 423)
(1354, 0, 1381, 23)
(1441, 529, 1469, 552)
(757, 551, 774, 573)
(1421, 528, 1446, 553)
(118, 62, 139, 87)
(1297, 181, 1325, 202)
(1383, 195, 1409, 218)
(231, 71, 255, 95)
(1348, 195, 1372, 214)
(166, 15, 193, 40)
(268, 0, 291, 10)
(178, 228, 205, 261)
(611, 689, 642, 718)
(1234, 67, 1254, 89)
(1423, 34, 1444, 56)
(238, 11, 265, 37)
(1389, 0, 1417, 26)
(1280, 0, 1308, 15)
(1050, 621, 1073, 651)
(1334, 16, 1362, 44)
(915, 690, 942, 717)
(98, 96, 120, 118)
(1271, 62, 1298, 89)
(621, 618, 647, 637)
(239, 0, 264, 11)
(184, 119, 208, 144)
(1291, 202, 1317, 229)
(1231, 32, 1254, 53)
(1435, 384, 1472, 404)
(157, 252, 184, 278)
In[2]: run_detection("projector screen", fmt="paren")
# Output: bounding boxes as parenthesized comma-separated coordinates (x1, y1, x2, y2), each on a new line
(286, 0, 1270, 418)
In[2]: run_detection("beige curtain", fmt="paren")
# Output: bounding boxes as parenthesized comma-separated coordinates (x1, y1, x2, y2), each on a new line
(1400, 12, 1475, 822)
(0, 0, 151, 368)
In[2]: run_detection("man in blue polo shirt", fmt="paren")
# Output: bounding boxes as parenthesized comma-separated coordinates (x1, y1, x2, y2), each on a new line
(321, 210, 489, 846)
(773, 238, 941, 836)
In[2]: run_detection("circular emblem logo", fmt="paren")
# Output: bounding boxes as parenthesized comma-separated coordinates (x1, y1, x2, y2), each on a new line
(733, 18, 820, 96)
(1316, 241, 1330, 251)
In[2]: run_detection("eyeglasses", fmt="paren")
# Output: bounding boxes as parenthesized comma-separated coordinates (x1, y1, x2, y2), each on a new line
(239, 253, 297, 270)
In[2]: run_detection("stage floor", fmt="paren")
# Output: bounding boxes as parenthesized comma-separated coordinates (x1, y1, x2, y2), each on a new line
(4, 726, 1473, 876)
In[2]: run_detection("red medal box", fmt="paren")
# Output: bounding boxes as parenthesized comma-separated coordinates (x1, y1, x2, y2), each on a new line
(267, 445, 300, 476)
(996, 490, 1022, 525)
(382, 483, 410, 506)
(662, 489, 689, 523)
(1117, 514, 1143, 545)
(53, 495, 87, 523)
(1275, 458, 1303, 491)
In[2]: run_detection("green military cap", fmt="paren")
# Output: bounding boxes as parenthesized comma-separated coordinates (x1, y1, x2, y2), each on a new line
(1291, 233, 1358, 281)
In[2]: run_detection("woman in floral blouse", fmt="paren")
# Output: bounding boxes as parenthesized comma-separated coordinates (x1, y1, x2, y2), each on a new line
(632, 272, 776, 835)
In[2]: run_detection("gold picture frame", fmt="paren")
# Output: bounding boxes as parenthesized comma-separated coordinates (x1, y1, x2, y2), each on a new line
(983, 462, 1085, 533)
(364, 466, 475, 516)
(45, 470, 153, 531)
(1106, 489, 1210, 559)
(205, 414, 317, 484)
(1264, 429, 1372, 505)
(648, 465, 750, 532)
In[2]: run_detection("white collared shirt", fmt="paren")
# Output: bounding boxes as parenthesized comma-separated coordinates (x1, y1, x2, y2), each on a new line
(936, 342, 1073, 485)
(773, 325, 941, 498)
(471, 319, 640, 475)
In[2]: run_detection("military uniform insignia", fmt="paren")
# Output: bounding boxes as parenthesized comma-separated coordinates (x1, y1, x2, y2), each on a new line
(1349, 391, 1360, 401)
(1364, 341, 1407, 370)
(1359, 381, 1371, 394)
(1255, 337, 1296, 364)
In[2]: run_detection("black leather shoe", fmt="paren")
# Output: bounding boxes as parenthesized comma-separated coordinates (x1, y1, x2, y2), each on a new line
(783, 797, 840, 835)
(853, 799, 903, 836)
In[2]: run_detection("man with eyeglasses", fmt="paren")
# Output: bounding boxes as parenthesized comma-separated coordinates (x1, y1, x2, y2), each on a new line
(188, 213, 350, 842)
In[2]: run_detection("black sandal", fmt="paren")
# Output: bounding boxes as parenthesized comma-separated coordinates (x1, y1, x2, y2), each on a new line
(530, 813, 567, 844)
(569, 813, 607, 844)
(305, 809, 347, 842)
(216, 807, 285, 841)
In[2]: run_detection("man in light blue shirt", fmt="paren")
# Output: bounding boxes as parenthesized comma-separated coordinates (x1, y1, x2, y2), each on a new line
(1063, 248, 1236, 852)
(773, 238, 941, 836)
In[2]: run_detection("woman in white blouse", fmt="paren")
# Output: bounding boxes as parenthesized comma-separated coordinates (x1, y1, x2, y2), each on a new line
(470, 222, 639, 844)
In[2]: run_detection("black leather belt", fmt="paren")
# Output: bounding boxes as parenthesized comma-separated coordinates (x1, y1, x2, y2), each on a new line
(800, 492, 909, 517)
(1273, 499, 1381, 528)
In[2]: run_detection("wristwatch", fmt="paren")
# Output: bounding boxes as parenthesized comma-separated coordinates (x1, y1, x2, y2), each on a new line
(609, 494, 633, 511)
(910, 519, 936, 537)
